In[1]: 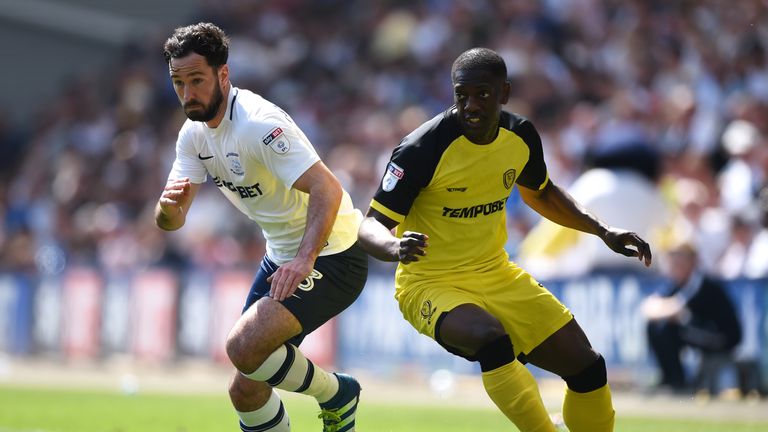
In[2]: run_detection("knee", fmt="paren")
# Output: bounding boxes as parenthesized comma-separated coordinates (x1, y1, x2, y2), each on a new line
(226, 329, 262, 373)
(475, 334, 516, 372)
(437, 305, 508, 356)
(469, 324, 508, 347)
(563, 354, 608, 393)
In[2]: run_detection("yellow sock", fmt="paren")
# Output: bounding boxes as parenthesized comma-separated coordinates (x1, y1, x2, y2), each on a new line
(562, 383, 615, 432)
(481, 361, 556, 432)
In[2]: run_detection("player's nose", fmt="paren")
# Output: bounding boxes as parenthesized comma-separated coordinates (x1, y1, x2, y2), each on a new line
(463, 95, 482, 113)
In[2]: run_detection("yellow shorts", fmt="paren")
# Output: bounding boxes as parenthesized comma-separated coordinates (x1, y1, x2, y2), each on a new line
(396, 261, 573, 356)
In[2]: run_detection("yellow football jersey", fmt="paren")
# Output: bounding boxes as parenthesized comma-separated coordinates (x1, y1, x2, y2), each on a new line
(371, 108, 549, 293)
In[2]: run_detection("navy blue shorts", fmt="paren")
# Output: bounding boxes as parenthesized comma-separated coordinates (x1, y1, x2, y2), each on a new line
(242, 242, 368, 346)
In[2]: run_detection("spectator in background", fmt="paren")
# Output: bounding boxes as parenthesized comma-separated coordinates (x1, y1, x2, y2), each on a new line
(744, 186, 768, 279)
(716, 214, 755, 280)
(718, 119, 763, 217)
(642, 226, 741, 394)
(3, 1, 768, 282)
(732, 185, 768, 399)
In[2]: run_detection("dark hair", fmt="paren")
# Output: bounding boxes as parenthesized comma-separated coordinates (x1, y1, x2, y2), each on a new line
(451, 48, 507, 80)
(586, 142, 661, 182)
(163, 22, 229, 67)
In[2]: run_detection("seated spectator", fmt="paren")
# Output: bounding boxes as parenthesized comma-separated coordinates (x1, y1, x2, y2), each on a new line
(736, 184, 768, 398)
(642, 229, 742, 394)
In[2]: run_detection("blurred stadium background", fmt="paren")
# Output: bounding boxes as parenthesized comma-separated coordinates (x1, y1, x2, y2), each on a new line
(1, 0, 768, 429)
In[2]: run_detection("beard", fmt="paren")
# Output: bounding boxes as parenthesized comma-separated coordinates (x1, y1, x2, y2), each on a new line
(184, 83, 224, 122)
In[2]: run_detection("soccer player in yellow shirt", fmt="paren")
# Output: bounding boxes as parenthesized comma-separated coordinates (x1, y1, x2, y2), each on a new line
(358, 47, 653, 432)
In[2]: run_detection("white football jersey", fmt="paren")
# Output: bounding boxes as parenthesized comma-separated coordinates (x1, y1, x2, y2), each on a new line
(169, 86, 361, 264)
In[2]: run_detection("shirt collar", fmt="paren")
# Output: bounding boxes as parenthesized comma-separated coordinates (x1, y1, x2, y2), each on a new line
(223, 84, 238, 124)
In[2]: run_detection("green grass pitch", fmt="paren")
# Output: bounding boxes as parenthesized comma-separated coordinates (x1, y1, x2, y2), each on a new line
(0, 385, 766, 432)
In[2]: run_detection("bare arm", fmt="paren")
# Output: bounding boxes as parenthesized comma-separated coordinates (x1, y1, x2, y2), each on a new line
(155, 177, 201, 231)
(641, 294, 687, 322)
(267, 161, 343, 301)
(518, 180, 652, 266)
(358, 208, 428, 263)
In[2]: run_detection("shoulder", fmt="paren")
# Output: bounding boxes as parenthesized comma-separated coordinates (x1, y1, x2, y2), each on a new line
(232, 88, 269, 125)
(177, 119, 202, 142)
(501, 111, 538, 139)
(231, 89, 287, 139)
(397, 108, 461, 156)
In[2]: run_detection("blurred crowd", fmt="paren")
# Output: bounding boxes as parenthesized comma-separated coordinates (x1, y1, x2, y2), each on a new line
(1, 0, 768, 280)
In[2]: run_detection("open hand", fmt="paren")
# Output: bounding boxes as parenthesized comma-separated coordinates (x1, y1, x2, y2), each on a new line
(601, 228, 652, 267)
(158, 177, 192, 216)
(397, 231, 428, 264)
(267, 257, 315, 301)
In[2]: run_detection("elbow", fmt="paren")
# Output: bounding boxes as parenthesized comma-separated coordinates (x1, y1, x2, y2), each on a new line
(321, 176, 343, 211)
(330, 176, 343, 203)
(356, 218, 377, 255)
(156, 219, 182, 232)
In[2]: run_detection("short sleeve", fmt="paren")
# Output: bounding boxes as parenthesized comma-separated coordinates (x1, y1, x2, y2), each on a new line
(513, 118, 549, 190)
(169, 122, 207, 184)
(370, 138, 433, 222)
(246, 117, 320, 188)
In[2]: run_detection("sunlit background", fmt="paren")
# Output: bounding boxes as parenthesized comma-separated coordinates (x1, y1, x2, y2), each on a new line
(0, 0, 766, 415)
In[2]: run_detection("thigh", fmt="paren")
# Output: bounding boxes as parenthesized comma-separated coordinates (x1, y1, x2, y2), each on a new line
(397, 282, 485, 343)
(282, 243, 368, 344)
(483, 262, 573, 356)
(229, 296, 303, 363)
(242, 256, 278, 313)
(521, 318, 599, 377)
(437, 303, 507, 358)
(242, 244, 368, 346)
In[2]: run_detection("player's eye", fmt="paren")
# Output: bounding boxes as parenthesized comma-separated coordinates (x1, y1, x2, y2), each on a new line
(479, 91, 490, 98)
(192, 78, 204, 85)
(173, 80, 184, 88)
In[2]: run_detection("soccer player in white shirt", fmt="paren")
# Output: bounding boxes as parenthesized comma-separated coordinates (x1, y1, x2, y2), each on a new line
(156, 23, 365, 432)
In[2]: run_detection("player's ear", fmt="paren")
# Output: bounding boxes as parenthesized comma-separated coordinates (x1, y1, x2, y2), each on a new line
(218, 64, 230, 87)
(500, 79, 511, 105)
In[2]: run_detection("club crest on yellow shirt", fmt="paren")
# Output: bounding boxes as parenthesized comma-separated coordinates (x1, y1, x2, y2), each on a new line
(420, 299, 437, 324)
(503, 169, 516, 189)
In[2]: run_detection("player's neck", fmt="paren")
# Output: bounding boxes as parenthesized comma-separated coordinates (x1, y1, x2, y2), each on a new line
(205, 86, 231, 129)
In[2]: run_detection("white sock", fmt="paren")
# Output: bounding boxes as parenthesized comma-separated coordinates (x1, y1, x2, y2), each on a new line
(237, 389, 290, 431)
(243, 343, 339, 403)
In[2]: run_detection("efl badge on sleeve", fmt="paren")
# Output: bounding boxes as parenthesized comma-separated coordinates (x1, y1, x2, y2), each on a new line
(262, 127, 290, 154)
(382, 162, 404, 192)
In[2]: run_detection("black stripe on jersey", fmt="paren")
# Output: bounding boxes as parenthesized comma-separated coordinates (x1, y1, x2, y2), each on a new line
(230, 89, 238, 121)
(377, 109, 462, 216)
(504, 112, 548, 190)
(266, 343, 295, 387)
(375, 108, 548, 216)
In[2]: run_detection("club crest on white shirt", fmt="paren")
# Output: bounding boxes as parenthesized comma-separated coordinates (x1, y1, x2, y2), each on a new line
(382, 162, 404, 192)
(262, 127, 290, 154)
(226, 152, 245, 175)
